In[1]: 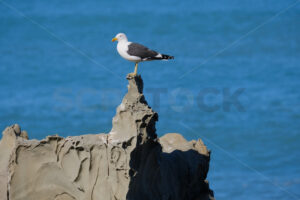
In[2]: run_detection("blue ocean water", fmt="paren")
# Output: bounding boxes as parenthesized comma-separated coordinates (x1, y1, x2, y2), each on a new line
(0, 0, 300, 199)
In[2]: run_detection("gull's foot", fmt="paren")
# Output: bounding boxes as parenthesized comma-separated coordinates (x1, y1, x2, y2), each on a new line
(127, 72, 137, 79)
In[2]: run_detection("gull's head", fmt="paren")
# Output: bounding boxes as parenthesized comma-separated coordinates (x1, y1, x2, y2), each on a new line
(112, 33, 127, 42)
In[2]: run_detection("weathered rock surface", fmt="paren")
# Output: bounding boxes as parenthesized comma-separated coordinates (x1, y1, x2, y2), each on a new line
(0, 75, 214, 200)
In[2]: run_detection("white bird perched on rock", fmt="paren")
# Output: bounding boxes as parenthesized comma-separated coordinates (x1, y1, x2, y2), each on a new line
(112, 33, 174, 77)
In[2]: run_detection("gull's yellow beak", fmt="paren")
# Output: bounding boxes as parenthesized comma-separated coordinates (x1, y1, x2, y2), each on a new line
(112, 37, 118, 42)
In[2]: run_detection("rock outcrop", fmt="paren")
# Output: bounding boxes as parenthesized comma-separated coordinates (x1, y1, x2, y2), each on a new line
(0, 75, 214, 200)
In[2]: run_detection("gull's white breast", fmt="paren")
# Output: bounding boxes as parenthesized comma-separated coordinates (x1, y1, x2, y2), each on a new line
(117, 42, 141, 62)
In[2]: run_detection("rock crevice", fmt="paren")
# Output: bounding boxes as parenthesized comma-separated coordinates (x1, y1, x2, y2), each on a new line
(0, 75, 214, 200)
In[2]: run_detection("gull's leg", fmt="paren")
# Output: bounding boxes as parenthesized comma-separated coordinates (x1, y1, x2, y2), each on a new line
(133, 62, 138, 75)
(128, 63, 138, 77)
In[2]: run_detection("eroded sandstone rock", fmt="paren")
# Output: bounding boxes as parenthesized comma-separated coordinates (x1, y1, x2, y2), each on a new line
(0, 75, 214, 200)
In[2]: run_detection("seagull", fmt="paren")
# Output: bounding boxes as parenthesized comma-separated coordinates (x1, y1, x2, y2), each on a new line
(112, 33, 174, 77)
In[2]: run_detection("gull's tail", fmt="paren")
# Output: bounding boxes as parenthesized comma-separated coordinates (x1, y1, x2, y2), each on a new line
(143, 53, 174, 61)
(161, 54, 174, 60)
